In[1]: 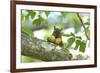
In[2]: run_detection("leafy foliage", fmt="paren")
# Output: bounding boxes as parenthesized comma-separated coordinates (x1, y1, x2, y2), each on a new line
(66, 37, 75, 48)
(28, 10, 36, 19)
(44, 11, 50, 17)
(33, 15, 47, 26)
(21, 10, 36, 21)
(62, 32, 87, 52)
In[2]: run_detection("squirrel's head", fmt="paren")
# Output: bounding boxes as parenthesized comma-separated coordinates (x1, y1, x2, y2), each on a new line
(54, 26, 62, 33)
(53, 26, 62, 38)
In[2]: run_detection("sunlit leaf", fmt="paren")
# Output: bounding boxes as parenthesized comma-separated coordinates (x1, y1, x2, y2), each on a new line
(21, 55, 34, 63)
(61, 32, 71, 37)
(82, 16, 90, 25)
(33, 18, 41, 26)
(21, 55, 43, 63)
(41, 19, 47, 25)
(22, 26, 33, 36)
(25, 15, 29, 20)
(85, 27, 90, 40)
(84, 17, 90, 25)
(66, 37, 75, 48)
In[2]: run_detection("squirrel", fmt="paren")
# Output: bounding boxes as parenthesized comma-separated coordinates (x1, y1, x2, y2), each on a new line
(47, 26, 63, 47)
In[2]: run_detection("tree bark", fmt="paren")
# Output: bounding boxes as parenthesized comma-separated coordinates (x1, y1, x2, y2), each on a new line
(21, 33, 72, 61)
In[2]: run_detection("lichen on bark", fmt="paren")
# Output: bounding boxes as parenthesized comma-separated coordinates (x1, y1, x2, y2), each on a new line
(21, 33, 72, 61)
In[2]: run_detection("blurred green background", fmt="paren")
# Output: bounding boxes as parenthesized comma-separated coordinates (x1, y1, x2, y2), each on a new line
(21, 10, 90, 63)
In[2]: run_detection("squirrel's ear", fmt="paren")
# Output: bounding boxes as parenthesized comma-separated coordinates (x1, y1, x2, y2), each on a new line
(54, 26, 56, 29)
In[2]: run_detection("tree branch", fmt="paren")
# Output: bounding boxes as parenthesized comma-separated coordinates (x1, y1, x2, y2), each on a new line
(21, 33, 72, 61)
(77, 13, 89, 40)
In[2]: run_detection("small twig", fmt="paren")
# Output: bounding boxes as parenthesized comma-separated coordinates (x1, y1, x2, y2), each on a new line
(77, 13, 89, 40)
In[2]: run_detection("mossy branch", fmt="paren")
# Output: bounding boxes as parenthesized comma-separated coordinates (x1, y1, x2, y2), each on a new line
(21, 33, 72, 61)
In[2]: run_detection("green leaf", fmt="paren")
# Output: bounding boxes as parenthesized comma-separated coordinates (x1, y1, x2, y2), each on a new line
(21, 55, 34, 63)
(25, 15, 29, 20)
(21, 55, 43, 63)
(21, 10, 36, 21)
(79, 41, 86, 52)
(22, 27, 33, 36)
(66, 37, 75, 48)
(33, 18, 41, 26)
(70, 32, 75, 36)
(85, 27, 90, 40)
(45, 11, 50, 17)
(39, 15, 47, 25)
(74, 40, 81, 50)
(40, 17, 47, 25)
(27, 10, 36, 19)
(33, 16, 47, 26)
(21, 14, 29, 21)
(61, 32, 71, 37)
(76, 36, 82, 39)
(30, 12, 36, 19)
(21, 15, 25, 21)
